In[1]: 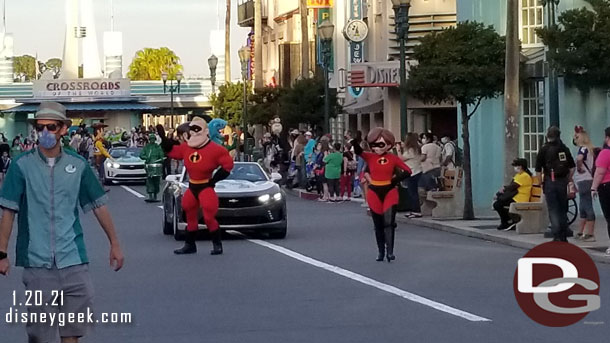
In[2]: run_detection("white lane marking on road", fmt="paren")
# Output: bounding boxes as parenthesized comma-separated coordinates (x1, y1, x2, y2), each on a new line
(158, 206, 164, 209)
(229, 231, 492, 323)
(120, 187, 491, 323)
(121, 185, 145, 198)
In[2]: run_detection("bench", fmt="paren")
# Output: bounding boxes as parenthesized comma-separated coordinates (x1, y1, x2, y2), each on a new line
(421, 168, 464, 218)
(509, 175, 549, 234)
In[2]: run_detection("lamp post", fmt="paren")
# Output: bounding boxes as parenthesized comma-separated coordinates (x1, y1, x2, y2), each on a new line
(208, 55, 218, 94)
(239, 46, 250, 162)
(391, 0, 411, 138)
(318, 20, 335, 135)
(542, 0, 560, 127)
(161, 71, 183, 129)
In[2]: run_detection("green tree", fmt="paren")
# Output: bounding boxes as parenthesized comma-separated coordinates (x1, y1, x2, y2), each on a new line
(127, 47, 183, 80)
(210, 82, 251, 126)
(537, 0, 610, 92)
(278, 77, 339, 129)
(13, 55, 36, 81)
(45, 58, 62, 77)
(248, 86, 284, 125)
(407, 21, 505, 220)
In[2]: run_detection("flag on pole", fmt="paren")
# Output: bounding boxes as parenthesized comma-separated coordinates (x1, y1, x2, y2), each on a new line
(35, 53, 40, 80)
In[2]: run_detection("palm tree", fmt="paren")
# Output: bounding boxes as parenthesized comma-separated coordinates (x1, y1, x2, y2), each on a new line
(225, 0, 231, 83)
(127, 47, 183, 80)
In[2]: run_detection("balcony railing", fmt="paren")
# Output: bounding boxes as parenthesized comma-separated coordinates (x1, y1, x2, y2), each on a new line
(388, 12, 457, 59)
(238, 0, 267, 27)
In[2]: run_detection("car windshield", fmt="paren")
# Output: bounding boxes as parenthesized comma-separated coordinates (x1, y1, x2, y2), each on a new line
(182, 164, 267, 183)
(110, 147, 141, 159)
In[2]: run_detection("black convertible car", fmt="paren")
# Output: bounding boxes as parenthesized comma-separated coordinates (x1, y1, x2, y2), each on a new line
(162, 162, 287, 240)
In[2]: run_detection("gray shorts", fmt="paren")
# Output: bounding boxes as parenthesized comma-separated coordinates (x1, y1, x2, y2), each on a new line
(22, 263, 94, 342)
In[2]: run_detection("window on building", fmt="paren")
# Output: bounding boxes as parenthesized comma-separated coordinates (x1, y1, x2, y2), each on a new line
(521, 0, 544, 45)
(522, 80, 546, 169)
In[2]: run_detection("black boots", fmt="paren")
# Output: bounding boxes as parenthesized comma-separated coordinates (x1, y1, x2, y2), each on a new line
(210, 230, 223, 255)
(384, 226, 396, 262)
(174, 230, 224, 255)
(375, 228, 385, 261)
(174, 231, 197, 254)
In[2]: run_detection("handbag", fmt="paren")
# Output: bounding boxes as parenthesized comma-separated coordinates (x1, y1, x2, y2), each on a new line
(497, 188, 518, 202)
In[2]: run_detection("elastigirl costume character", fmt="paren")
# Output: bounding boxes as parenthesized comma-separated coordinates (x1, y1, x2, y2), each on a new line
(353, 128, 411, 262)
(159, 117, 234, 255)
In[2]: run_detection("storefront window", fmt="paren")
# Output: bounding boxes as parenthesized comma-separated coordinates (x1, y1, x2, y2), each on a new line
(522, 80, 545, 169)
(520, 0, 544, 46)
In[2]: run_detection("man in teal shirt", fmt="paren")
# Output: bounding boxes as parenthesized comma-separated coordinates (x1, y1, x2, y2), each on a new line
(324, 142, 344, 202)
(0, 102, 124, 343)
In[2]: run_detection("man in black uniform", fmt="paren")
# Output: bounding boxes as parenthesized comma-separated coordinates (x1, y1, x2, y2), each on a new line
(535, 126, 576, 242)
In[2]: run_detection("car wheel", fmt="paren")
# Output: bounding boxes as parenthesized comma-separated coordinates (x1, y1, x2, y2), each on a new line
(173, 202, 185, 241)
(268, 224, 287, 239)
(103, 176, 113, 185)
(162, 195, 174, 235)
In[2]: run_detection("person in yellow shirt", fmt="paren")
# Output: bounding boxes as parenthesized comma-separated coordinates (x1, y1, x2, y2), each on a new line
(493, 158, 533, 231)
(93, 126, 114, 189)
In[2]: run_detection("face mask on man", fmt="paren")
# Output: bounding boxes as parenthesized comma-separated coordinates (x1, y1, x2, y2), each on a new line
(39, 129, 58, 149)
(514, 167, 522, 173)
(441, 137, 449, 144)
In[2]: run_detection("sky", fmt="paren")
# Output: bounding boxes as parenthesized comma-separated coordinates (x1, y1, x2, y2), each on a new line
(5, 0, 252, 79)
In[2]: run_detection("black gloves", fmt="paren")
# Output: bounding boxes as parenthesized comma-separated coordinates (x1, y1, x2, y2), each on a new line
(210, 168, 231, 187)
(157, 124, 178, 154)
(391, 170, 411, 188)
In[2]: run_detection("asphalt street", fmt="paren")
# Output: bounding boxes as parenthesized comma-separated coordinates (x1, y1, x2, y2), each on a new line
(1, 182, 609, 342)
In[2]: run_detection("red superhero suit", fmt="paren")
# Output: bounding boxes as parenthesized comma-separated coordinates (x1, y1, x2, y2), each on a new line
(353, 128, 411, 262)
(160, 117, 234, 255)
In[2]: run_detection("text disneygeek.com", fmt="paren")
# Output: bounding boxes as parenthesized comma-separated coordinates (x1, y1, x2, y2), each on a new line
(5, 307, 132, 326)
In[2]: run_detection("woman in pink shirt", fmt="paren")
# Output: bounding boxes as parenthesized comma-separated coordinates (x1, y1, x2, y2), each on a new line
(591, 127, 610, 256)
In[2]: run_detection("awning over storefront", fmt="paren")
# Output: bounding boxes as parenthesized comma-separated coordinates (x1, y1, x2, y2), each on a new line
(2, 102, 157, 113)
(343, 88, 384, 115)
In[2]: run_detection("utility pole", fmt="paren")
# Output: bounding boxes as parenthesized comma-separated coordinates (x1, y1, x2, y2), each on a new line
(299, 0, 310, 79)
(225, 0, 231, 83)
(504, 0, 520, 181)
(254, 0, 263, 89)
(546, 0, 560, 127)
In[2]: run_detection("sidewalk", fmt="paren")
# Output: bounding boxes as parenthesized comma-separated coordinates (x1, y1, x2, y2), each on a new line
(287, 188, 610, 265)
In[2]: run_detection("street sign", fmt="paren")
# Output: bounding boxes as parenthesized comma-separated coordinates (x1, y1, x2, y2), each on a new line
(308, 0, 333, 8)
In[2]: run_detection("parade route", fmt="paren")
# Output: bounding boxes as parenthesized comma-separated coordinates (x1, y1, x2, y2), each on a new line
(1, 184, 609, 342)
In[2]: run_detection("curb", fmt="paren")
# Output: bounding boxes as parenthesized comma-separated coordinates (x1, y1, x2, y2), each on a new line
(399, 217, 610, 265)
(284, 187, 610, 265)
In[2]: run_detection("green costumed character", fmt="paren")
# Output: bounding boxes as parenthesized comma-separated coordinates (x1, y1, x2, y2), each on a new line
(140, 133, 165, 202)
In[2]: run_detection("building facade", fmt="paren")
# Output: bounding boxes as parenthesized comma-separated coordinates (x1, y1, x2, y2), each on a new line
(459, 0, 610, 212)
(340, 0, 458, 141)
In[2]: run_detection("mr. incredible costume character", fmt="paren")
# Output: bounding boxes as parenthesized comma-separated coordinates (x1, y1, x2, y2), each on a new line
(140, 133, 165, 202)
(353, 128, 411, 262)
(159, 117, 234, 255)
(209, 118, 237, 151)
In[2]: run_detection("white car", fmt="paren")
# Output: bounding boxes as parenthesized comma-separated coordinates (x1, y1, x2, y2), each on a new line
(103, 147, 147, 185)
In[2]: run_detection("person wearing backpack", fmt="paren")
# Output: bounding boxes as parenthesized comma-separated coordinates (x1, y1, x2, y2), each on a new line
(535, 126, 576, 242)
(572, 126, 596, 242)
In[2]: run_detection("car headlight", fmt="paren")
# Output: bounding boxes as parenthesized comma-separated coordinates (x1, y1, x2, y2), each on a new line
(258, 194, 271, 203)
(112, 163, 120, 169)
(273, 193, 282, 201)
(106, 162, 112, 168)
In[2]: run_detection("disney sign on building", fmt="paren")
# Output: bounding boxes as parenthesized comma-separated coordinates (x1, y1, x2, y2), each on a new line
(33, 79, 131, 98)
(349, 62, 401, 88)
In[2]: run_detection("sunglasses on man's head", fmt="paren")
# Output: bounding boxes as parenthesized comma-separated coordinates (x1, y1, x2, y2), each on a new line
(370, 142, 387, 149)
(35, 123, 62, 132)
